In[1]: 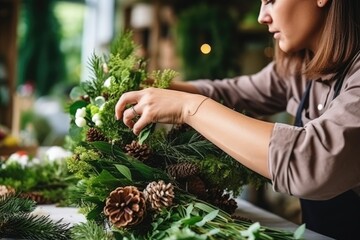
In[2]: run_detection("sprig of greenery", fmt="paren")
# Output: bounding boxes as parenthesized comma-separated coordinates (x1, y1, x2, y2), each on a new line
(0, 195, 70, 240)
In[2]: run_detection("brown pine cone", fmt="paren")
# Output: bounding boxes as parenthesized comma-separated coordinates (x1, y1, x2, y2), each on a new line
(144, 180, 175, 211)
(103, 186, 146, 228)
(19, 191, 52, 204)
(186, 176, 207, 199)
(0, 185, 15, 197)
(86, 128, 108, 142)
(124, 141, 151, 161)
(166, 162, 199, 179)
(206, 188, 238, 214)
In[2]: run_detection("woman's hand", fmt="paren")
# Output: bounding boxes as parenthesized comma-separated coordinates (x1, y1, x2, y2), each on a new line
(115, 88, 205, 135)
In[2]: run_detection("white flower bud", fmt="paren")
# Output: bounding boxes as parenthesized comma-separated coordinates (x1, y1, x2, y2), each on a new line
(104, 76, 114, 88)
(75, 107, 86, 118)
(95, 120, 103, 127)
(94, 96, 106, 107)
(75, 117, 87, 128)
(102, 63, 109, 73)
(92, 113, 101, 122)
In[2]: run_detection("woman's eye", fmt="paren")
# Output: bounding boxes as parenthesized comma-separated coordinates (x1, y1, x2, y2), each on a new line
(263, 0, 273, 5)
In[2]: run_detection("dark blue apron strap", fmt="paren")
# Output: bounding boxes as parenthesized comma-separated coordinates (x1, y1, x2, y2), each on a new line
(293, 53, 360, 239)
(294, 81, 312, 127)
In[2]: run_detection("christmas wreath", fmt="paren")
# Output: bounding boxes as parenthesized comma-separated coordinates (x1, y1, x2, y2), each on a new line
(64, 32, 304, 239)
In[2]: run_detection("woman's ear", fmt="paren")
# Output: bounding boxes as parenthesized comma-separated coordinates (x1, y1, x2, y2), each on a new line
(317, 0, 330, 7)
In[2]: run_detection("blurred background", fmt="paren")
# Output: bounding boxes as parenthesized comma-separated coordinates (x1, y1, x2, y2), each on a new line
(0, 0, 299, 224)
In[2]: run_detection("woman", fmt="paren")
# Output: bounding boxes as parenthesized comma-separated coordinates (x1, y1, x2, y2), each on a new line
(115, 0, 360, 238)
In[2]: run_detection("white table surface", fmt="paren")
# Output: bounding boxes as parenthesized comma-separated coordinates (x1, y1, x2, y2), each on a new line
(32, 198, 333, 240)
(235, 198, 334, 240)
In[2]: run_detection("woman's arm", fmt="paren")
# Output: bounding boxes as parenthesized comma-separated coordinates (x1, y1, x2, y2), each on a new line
(115, 88, 274, 179)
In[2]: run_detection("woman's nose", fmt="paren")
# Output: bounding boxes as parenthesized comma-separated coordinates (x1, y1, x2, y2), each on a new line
(258, 5, 271, 25)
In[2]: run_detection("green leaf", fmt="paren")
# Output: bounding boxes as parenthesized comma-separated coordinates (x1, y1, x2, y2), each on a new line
(69, 100, 88, 116)
(195, 210, 218, 227)
(114, 164, 132, 181)
(69, 86, 86, 101)
(138, 123, 155, 144)
(181, 216, 203, 226)
(294, 224, 306, 239)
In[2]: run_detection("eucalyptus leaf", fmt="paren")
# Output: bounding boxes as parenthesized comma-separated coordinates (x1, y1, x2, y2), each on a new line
(294, 224, 306, 239)
(69, 86, 86, 101)
(115, 164, 132, 181)
(69, 100, 88, 116)
(138, 123, 155, 145)
(195, 210, 218, 227)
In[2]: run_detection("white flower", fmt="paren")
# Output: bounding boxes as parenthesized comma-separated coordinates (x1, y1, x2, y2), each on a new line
(94, 96, 106, 108)
(75, 107, 86, 118)
(95, 119, 103, 126)
(45, 146, 72, 163)
(103, 76, 115, 88)
(75, 117, 87, 128)
(102, 63, 109, 73)
(92, 113, 101, 123)
(100, 103, 106, 111)
(6, 152, 30, 168)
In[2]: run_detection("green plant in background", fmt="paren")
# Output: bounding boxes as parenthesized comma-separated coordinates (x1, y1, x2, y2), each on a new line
(65, 31, 303, 239)
(18, 0, 66, 96)
(0, 152, 76, 205)
(175, 4, 239, 80)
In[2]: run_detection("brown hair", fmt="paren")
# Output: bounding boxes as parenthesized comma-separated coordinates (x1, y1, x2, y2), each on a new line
(275, 0, 360, 79)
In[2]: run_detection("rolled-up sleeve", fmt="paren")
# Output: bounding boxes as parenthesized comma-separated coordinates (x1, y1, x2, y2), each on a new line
(189, 62, 290, 116)
(270, 68, 360, 200)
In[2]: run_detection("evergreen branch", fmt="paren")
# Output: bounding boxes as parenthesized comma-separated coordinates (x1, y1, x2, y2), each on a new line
(70, 221, 114, 240)
(0, 195, 36, 214)
(0, 213, 70, 240)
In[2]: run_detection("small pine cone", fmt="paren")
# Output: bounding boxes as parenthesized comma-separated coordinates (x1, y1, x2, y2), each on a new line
(186, 176, 207, 199)
(104, 186, 146, 228)
(0, 185, 15, 197)
(86, 128, 108, 142)
(124, 141, 151, 161)
(144, 180, 175, 211)
(166, 163, 199, 179)
(20, 191, 52, 204)
(206, 188, 238, 214)
(80, 95, 90, 102)
(102, 92, 110, 100)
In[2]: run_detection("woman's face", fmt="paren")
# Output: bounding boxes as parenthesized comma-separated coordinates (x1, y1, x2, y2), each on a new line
(258, 0, 327, 53)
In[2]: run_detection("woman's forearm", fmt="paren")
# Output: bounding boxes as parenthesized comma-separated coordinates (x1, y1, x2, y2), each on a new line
(184, 97, 274, 178)
(169, 81, 200, 94)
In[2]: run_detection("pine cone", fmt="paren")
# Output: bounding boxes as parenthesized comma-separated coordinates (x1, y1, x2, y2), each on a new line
(86, 128, 108, 142)
(124, 141, 151, 161)
(0, 185, 15, 197)
(19, 191, 52, 204)
(144, 180, 175, 211)
(104, 186, 146, 228)
(206, 188, 238, 214)
(166, 162, 199, 179)
(186, 176, 207, 199)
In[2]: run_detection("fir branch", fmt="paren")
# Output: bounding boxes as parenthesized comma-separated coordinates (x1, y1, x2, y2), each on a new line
(0, 194, 36, 214)
(150, 69, 178, 89)
(70, 221, 114, 240)
(110, 31, 136, 59)
(0, 213, 70, 240)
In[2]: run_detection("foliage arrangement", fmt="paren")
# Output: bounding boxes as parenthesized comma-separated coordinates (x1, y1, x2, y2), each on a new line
(0, 193, 70, 239)
(65, 32, 304, 239)
(0, 150, 75, 204)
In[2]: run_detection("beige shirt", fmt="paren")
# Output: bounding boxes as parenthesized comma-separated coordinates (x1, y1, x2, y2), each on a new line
(190, 56, 360, 200)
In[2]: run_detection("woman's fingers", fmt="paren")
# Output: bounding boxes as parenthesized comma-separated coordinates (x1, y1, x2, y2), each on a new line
(115, 91, 138, 120)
